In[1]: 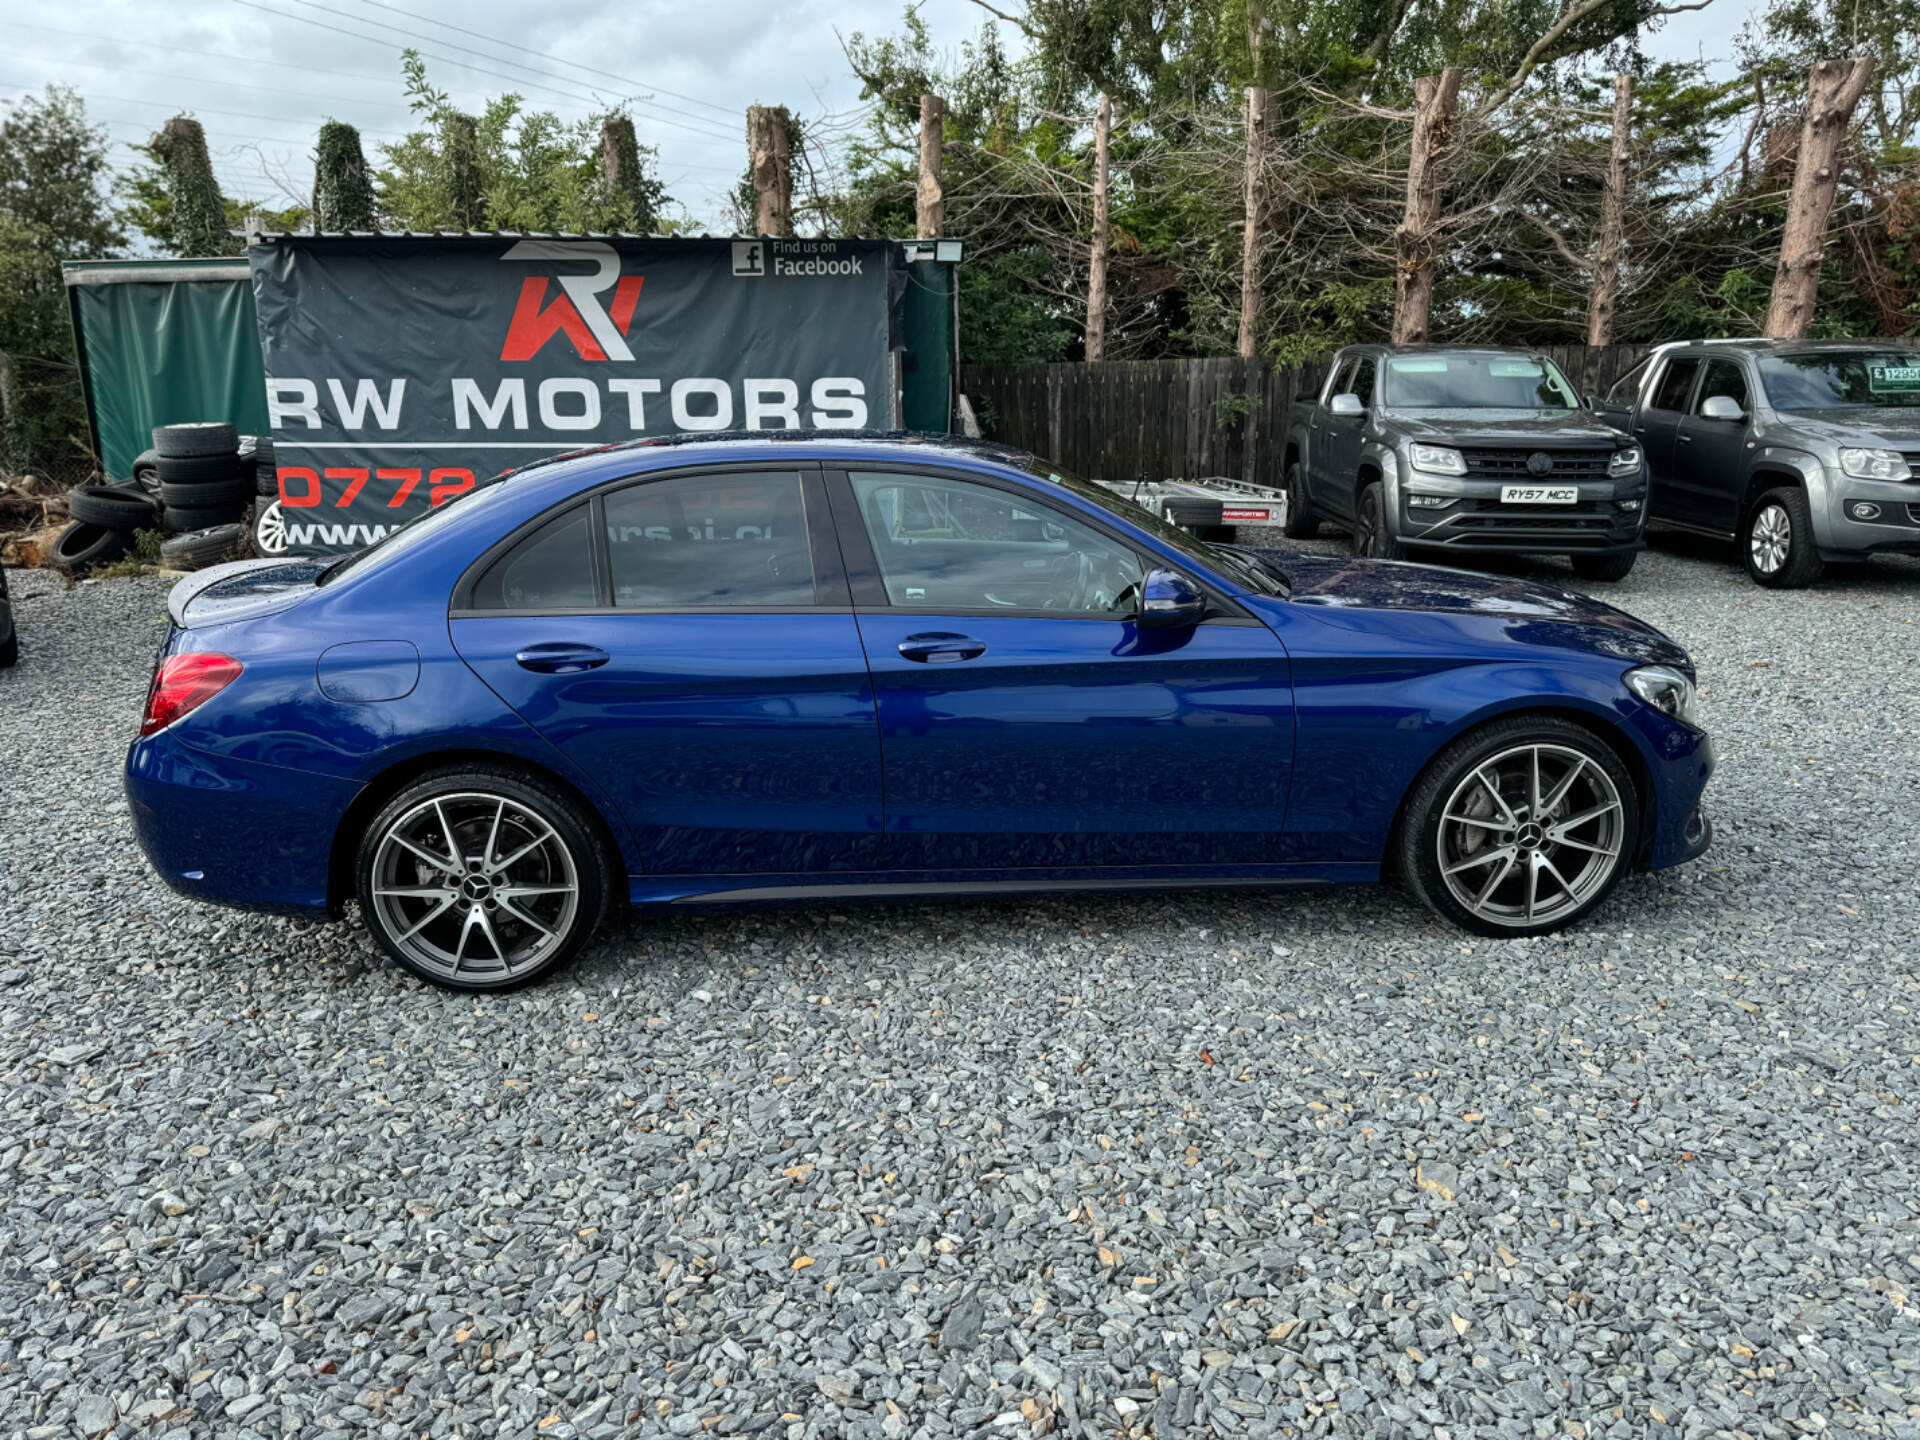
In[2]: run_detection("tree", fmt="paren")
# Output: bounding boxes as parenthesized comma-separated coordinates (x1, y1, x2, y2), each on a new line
(377, 51, 670, 232)
(150, 116, 236, 256)
(0, 86, 122, 479)
(315, 120, 376, 231)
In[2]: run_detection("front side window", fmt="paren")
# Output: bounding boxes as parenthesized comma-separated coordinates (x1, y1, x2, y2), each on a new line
(1757, 350, 1920, 410)
(1648, 357, 1701, 413)
(1382, 355, 1578, 409)
(849, 471, 1144, 614)
(1349, 357, 1378, 408)
(1694, 360, 1749, 413)
(1324, 359, 1356, 407)
(468, 505, 596, 610)
(604, 470, 815, 608)
(1605, 358, 1649, 407)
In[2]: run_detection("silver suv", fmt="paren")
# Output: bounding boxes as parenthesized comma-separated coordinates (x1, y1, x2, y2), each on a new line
(1592, 340, 1920, 587)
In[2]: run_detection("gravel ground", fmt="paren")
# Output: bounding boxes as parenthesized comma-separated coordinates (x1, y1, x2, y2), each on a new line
(1, 538, 1917, 1440)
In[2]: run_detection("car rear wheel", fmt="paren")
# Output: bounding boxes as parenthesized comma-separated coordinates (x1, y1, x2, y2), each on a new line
(1398, 716, 1638, 937)
(1353, 481, 1405, 560)
(1281, 460, 1318, 538)
(1744, 487, 1823, 589)
(355, 767, 611, 991)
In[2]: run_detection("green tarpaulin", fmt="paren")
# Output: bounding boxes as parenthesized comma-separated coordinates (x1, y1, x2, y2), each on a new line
(62, 259, 268, 480)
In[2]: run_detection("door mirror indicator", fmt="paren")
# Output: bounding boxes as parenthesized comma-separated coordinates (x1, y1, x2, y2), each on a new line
(1699, 395, 1745, 422)
(1328, 393, 1364, 417)
(1138, 568, 1205, 629)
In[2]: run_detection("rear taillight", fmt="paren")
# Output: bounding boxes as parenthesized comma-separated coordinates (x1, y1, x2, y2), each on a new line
(141, 653, 243, 736)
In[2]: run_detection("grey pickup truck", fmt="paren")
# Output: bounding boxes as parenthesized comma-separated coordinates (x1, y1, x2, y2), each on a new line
(1282, 345, 1649, 580)
(1590, 339, 1920, 587)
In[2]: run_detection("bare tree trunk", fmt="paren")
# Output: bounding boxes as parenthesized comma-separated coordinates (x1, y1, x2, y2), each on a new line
(916, 94, 946, 239)
(1766, 56, 1876, 338)
(1236, 85, 1267, 360)
(1085, 94, 1112, 363)
(747, 105, 793, 237)
(1391, 68, 1462, 346)
(1584, 73, 1634, 348)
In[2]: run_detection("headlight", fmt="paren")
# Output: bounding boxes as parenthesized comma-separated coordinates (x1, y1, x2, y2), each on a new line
(1837, 447, 1911, 481)
(1625, 664, 1697, 725)
(1408, 443, 1467, 476)
(1608, 447, 1643, 476)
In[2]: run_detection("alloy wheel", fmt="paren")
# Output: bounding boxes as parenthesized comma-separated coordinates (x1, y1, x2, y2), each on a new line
(368, 790, 580, 983)
(1435, 742, 1625, 929)
(1749, 503, 1790, 575)
(254, 500, 287, 556)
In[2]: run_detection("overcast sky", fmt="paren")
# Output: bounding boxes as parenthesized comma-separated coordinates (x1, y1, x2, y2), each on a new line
(2, 0, 1758, 235)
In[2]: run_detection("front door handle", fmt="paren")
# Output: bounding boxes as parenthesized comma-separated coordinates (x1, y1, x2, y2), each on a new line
(515, 643, 609, 674)
(897, 632, 986, 664)
(1678, 433, 1693, 444)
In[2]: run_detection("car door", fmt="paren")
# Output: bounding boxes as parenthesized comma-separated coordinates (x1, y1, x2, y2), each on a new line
(1318, 358, 1370, 524)
(1307, 358, 1355, 508)
(827, 465, 1296, 870)
(1591, 357, 1648, 431)
(1672, 359, 1752, 535)
(450, 465, 884, 876)
(1636, 355, 1701, 523)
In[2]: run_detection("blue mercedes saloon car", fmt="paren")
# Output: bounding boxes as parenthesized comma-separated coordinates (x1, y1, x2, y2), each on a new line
(126, 434, 1713, 990)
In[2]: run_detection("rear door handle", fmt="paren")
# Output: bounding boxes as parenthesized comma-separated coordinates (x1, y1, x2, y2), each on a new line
(897, 632, 986, 664)
(515, 643, 609, 674)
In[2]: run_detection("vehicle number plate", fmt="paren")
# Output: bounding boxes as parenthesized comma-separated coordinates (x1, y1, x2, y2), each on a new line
(1500, 485, 1578, 505)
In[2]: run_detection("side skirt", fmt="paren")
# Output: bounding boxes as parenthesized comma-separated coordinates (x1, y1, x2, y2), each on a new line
(630, 862, 1379, 907)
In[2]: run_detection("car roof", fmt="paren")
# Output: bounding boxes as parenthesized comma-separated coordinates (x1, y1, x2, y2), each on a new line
(505, 429, 1041, 483)
(1646, 337, 1920, 357)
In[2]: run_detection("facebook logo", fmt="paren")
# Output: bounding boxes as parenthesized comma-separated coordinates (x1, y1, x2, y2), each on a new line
(732, 242, 764, 277)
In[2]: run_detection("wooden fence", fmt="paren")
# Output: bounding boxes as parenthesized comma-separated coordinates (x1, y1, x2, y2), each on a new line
(960, 344, 1654, 486)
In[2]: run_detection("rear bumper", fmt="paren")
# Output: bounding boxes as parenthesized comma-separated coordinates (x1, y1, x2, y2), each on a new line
(125, 729, 359, 916)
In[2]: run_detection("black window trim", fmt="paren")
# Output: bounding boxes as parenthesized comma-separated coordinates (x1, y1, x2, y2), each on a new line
(449, 459, 850, 618)
(822, 461, 1258, 626)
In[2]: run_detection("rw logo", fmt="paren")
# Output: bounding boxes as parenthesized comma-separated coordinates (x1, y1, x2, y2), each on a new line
(499, 240, 644, 363)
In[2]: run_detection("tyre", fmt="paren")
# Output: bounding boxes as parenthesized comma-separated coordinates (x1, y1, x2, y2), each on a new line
(0, 628, 15, 668)
(67, 482, 160, 531)
(158, 523, 244, 570)
(245, 499, 288, 557)
(130, 448, 160, 490)
(1281, 460, 1318, 538)
(159, 472, 255, 509)
(255, 462, 279, 497)
(1353, 481, 1406, 560)
(251, 436, 274, 466)
(354, 766, 612, 991)
(163, 501, 246, 534)
(51, 521, 129, 576)
(156, 454, 245, 485)
(1744, 487, 1824, 589)
(1397, 715, 1639, 938)
(1570, 551, 1637, 582)
(152, 422, 238, 458)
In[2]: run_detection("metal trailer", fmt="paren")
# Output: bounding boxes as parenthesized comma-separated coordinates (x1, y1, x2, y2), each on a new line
(1092, 475, 1291, 542)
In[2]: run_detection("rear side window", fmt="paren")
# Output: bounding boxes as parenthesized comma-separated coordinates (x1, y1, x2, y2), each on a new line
(603, 470, 814, 608)
(1649, 357, 1700, 412)
(468, 505, 596, 610)
(1694, 360, 1749, 412)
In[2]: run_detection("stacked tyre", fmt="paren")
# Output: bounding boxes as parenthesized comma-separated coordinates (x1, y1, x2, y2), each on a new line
(247, 437, 288, 557)
(53, 480, 161, 575)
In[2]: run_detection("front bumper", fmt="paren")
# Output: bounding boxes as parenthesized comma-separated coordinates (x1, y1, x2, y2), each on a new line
(1815, 472, 1920, 557)
(1397, 476, 1647, 554)
(1634, 718, 1715, 871)
(126, 728, 360, 916)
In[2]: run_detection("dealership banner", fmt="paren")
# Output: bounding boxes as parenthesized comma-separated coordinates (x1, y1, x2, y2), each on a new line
(248, 235, 899, 554)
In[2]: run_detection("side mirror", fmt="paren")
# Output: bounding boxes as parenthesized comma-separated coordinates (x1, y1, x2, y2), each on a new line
(1328, 393, 1364, 417)
(1138, 568, 1205, 629)
(1584, 394, 1603, 410)
(1699, 394, 1745, 422)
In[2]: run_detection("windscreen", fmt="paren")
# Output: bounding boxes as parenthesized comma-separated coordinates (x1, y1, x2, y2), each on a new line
(1757, 351, 1920, 410)
(1383, 355, 1579, 409)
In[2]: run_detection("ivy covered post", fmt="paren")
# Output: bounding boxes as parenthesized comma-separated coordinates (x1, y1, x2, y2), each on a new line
(600, 115, 657, 233)
(315, 120, 376, 232)
(150, 116, 235, 256)
(441, 112, 483, 230)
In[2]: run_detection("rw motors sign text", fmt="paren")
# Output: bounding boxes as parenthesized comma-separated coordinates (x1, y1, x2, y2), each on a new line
(247, 236, 897, 554)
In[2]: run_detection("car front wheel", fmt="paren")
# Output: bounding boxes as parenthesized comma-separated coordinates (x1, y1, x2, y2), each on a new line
(1353, 481, 1406, 560)
(1397, 716, 1639, 937)
(1571, 551, 1636, 582)
(356, 766, 611, 990)
(1744, 487, 1824, 588)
